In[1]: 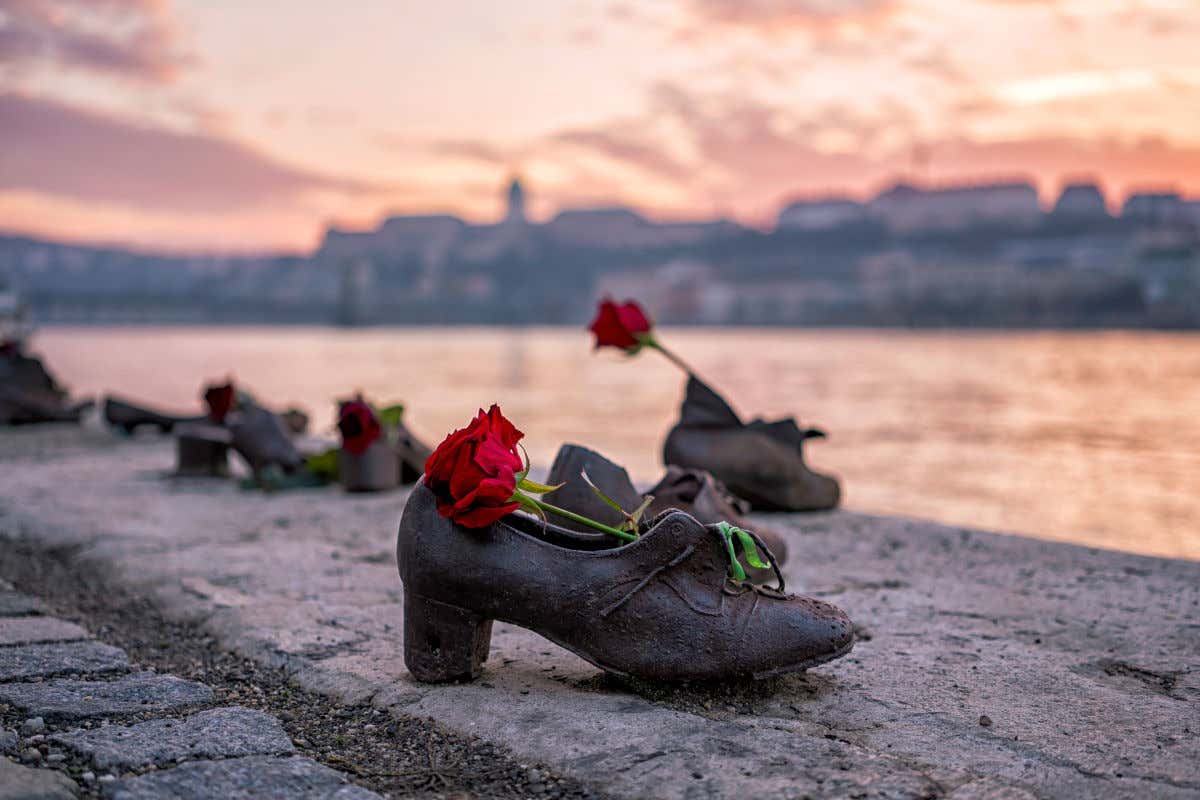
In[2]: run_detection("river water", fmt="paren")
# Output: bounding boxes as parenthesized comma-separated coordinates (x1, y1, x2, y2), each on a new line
(31, 326, 1200, 560)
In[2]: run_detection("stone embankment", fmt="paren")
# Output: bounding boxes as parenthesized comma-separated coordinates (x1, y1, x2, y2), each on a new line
(1, 428, 1198, 799)
(0, 576, 380, 799)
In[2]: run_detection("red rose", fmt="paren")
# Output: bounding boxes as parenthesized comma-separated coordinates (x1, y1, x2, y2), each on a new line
(424, 404, 524, 528)
(588, 299, 653, 351)
(338, 400, 382, 455)
(203, 382, 236, 423)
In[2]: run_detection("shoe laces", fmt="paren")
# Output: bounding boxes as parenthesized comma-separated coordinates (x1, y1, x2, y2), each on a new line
(713, 522, 785, 593)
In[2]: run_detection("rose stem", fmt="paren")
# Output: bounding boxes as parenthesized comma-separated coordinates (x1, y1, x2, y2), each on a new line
(531, 499, 637, 543)
(647, 339, 693, 374)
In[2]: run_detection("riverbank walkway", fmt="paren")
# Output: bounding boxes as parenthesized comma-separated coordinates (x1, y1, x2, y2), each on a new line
(2, 427, 1197, 799)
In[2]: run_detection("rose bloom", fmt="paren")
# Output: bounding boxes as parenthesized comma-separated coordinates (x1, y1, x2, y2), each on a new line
(424, 404, 524, 528)
(203, 382, 236, 423)
(338, 400, 382, 455)
(588, 299, 652, 351)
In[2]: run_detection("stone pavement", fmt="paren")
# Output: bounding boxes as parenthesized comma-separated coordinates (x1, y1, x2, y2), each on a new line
(0, 578, 381, 799)
(1, 432, 1198, 799)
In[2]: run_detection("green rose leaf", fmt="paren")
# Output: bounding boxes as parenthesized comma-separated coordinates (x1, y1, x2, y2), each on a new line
(376, 403, 405, 429)
(734, 528, 769, 569)
(518, 477, 566, 495)
(305, 447, 340, 481)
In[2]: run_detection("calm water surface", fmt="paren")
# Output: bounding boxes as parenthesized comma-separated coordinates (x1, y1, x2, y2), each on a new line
(33, 326, 1200, 560)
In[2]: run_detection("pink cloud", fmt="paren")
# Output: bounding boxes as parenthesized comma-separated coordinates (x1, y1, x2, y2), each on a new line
(683, 0, 900, 33)
(0, 92, 382, 213)
(0, 0, 187, 82)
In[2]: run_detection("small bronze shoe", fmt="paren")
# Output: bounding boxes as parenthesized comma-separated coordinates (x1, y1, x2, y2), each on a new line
(646, 465, 790, 565)
(545, 444, 790, 569)
(228, 403, 303, 477)
(394, 421, 432, 485)
(396, 483, 854, 683)
(104, 395, 203, 434)
(663, 375, 841, 512)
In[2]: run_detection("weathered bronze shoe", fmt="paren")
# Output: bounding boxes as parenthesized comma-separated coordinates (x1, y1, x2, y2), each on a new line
(339, 440, 399, 492)
(663, 375, 841, 512)
(394, 421, 432, 485)
(396, 483, 854, 683)
(544, 444, 790, 568)
(647, 465, 790, 565)
(174, 422, 232, 477)
(228, 403, 302, 477)
(0, 345, 91, 425)
(104, 395, 203, 434)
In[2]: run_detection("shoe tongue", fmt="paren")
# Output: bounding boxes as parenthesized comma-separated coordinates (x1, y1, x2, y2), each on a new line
(745, 418, 827, 452)
(678, 374, 742, 427)
(544, 444, 644, 530)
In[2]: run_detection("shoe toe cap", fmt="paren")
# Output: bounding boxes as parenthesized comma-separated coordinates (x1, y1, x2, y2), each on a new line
(758, 595, 854, 675)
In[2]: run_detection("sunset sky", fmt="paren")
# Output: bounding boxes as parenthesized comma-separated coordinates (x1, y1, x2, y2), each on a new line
(2, 0, 1199, 252)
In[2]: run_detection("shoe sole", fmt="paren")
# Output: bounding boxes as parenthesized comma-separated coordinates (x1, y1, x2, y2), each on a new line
(526, 624, 855, 683)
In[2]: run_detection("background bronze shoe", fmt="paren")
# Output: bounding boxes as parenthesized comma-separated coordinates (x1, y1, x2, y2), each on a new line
(104, 395, 204, 434)
(646, 465, 790, 565)
(663, 374, 841, 512)
(545, 444, 790, 570)
(0, 345, 91, 425)
(339, 439, 399, 492)
(397, 484, 854, 683)
(174, 422, 232, 477)
(394, 421, 432, 485)
(228, 402, 303, 477)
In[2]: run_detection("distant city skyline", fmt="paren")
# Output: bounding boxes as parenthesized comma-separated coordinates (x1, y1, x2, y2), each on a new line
(2, 0, 1199, 252)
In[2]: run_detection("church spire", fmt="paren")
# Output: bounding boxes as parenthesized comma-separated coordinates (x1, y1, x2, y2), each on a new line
(505, 176, 526, 225)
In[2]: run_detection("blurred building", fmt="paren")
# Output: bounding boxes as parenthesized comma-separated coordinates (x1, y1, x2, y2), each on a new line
(5, 174, 1200, 328)
(545, 208, 740, 249)
(776, 197, 865, 231)
(1122, 192, 1187, 225)
(870, 180, 1042, 234)
(1051, 182, 1109, 221)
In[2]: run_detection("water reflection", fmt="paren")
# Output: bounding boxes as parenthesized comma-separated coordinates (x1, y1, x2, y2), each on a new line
(32, 326, 1200, 560)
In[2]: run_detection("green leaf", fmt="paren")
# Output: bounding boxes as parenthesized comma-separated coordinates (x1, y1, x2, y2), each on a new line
(624, 495, 655, 531)
(734, 528, 769, 569)
(514, 444, 532, 484)
(376, 403, 405, 429)
(515, 493, 547, 524)
(304, 447, 340, 481)
(580, 469, 630, 515)
(518, 477, 565, 495)
(716, 522, 747, 582)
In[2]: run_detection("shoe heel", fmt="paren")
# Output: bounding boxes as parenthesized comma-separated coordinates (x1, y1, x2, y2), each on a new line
(403, 593, 492, 683)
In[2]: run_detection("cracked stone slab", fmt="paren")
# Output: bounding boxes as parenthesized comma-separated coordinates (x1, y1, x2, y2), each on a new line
(102, 755, 382, 799)
(0, 755, 78, 800)
(0, 617, 88, 646)
(0, 592, 46, 617)
(0, 640, 130, 681)
(0, 672, 213, 721)
(53, 706, 295, 770)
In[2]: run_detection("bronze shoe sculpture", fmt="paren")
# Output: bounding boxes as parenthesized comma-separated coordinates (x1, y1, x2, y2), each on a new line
(663, 374, 840, 512)
(228, 402, 303, 479)
(104, 395, 203, 434)
(545, 444, 790, 570)
(338, 440, 399, 492)
(395, 421, 432, 484)
(174, 423, 232, 477)
(397, 482, 854, 683)
(0, 343, 92, 425)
